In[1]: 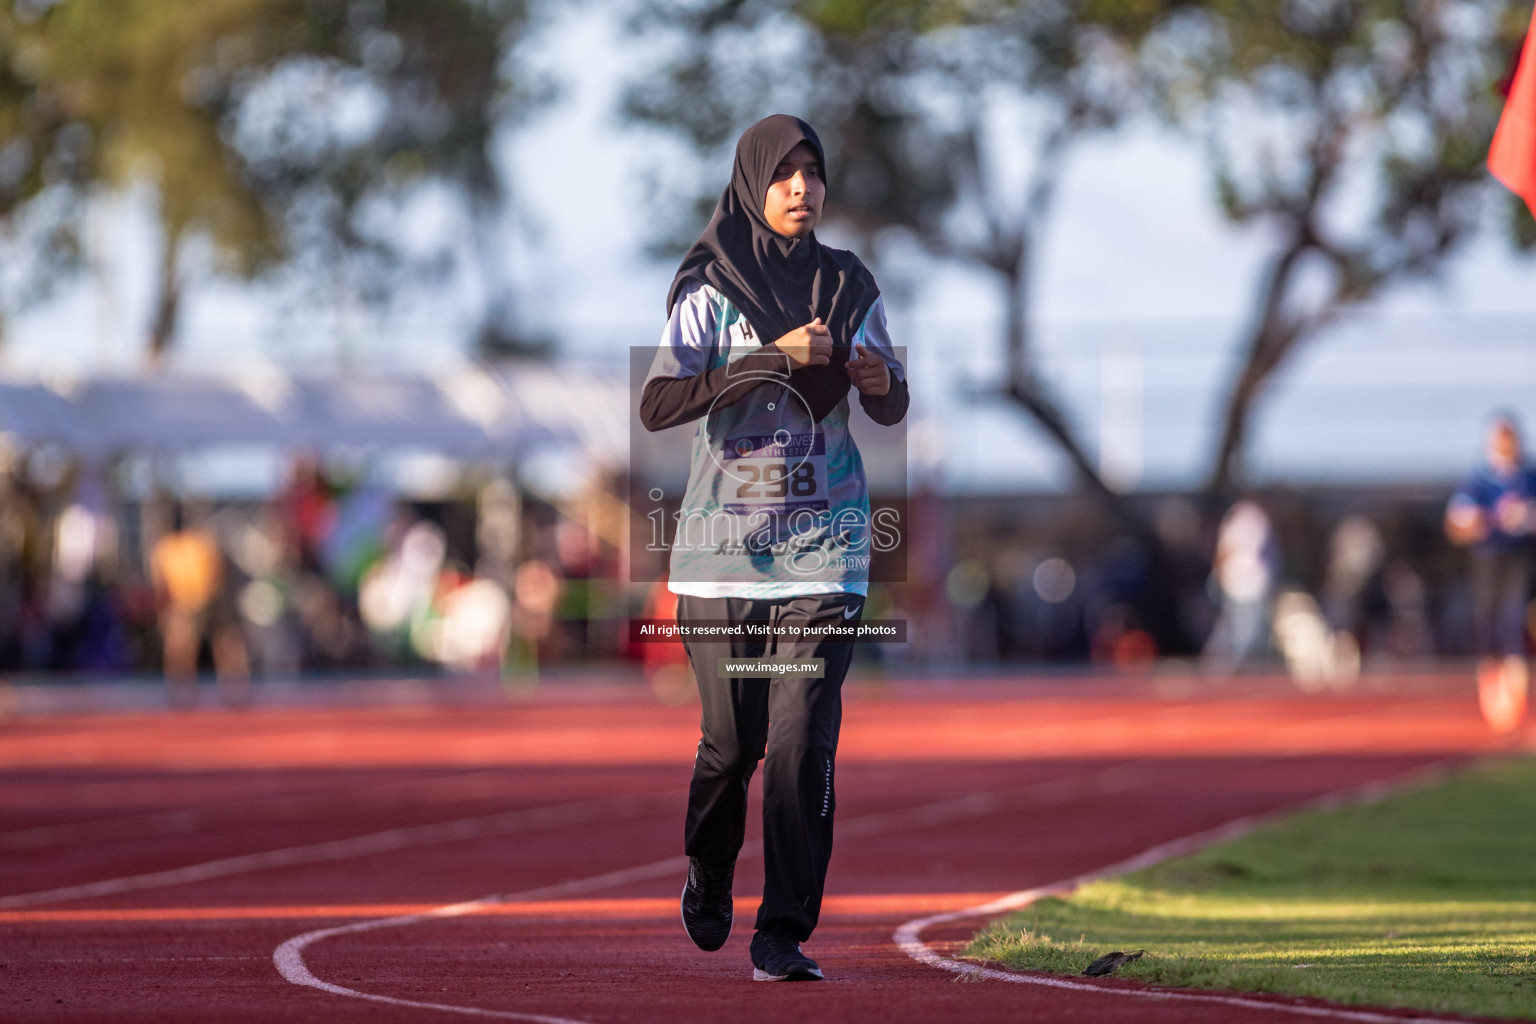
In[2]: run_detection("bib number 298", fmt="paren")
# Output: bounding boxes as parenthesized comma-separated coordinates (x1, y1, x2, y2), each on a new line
(736, 462, 817, 499)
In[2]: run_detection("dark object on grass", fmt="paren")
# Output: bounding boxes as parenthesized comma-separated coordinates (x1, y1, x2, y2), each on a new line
(1083, 950, 1145, 977)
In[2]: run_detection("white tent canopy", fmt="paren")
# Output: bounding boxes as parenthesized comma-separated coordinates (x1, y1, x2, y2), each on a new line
(0, 363, 628, 463)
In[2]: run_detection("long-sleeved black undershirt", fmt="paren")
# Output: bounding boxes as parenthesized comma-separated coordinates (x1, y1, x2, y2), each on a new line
(641, 359, 908, 432)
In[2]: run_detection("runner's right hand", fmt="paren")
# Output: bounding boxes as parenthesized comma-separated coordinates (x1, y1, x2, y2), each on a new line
(767, 318, 832, 367)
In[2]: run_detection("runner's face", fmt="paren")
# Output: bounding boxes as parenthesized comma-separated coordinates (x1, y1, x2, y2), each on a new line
(763, 142, 825, 239)
(1488, 422, 1521, 472)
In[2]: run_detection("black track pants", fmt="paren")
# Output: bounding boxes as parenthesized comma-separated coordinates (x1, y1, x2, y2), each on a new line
(678, 592, 862, 943)
(1470, 548, 1533, 657)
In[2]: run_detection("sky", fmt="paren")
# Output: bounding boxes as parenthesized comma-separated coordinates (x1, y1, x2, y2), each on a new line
(2, 5, 1533, 494)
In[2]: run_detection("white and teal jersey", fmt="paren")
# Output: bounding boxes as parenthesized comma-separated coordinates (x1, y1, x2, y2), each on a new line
(648, 281, 904, 600)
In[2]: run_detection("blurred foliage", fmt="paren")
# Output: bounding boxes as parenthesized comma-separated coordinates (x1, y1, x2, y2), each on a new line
(623, 0, 1529, 496)
(622, 0, 1166, 509)
(623, 0, 1168, 257)
(0, 0, 543, 362)
(1138, 0, 1530, 490)
(1513, 192, 1536, 249)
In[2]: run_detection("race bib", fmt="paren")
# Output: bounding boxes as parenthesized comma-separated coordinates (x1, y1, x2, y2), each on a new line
(721, 431, 828, 517)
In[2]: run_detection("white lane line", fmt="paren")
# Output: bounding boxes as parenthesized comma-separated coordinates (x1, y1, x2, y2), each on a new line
(894, 759, 1478, 1024)
(273, 856, 717, 1022)
(272, 758, 1179, 1021)
(273, 697, 1466, 1022)
(0, 767, 539, 851)
(30, 955, 270, 964)
(0, 693, 1223, 852)
(4, 692, 1395, 851)
(275, 897, 591, 1024)
(0, 792, 669, 910)
(3, 751, 1144, 914)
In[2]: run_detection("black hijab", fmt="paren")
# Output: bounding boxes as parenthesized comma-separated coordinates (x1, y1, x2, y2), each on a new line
(667, 114, 879, 423)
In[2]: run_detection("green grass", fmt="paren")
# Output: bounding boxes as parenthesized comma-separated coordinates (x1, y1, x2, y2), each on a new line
(964, 756, 1536, 1019)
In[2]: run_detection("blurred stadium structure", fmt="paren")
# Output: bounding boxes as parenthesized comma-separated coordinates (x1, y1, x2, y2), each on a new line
(0, 313, 1527, 689)
(0, 365, 625, 461)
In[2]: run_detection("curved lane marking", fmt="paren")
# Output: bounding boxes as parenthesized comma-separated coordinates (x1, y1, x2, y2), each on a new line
(274, 896, 591, 1024)
(274, 758, 1165, 1019)
(273, 698, 1468, 1021)
(894, 759, 1481, 1024)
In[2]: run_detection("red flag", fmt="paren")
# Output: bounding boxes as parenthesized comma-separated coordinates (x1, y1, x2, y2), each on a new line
(1490, 8, 1536, 217)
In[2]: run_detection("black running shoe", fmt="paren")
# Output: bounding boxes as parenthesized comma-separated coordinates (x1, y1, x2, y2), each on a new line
(680, 857, 734, 951)
(750, 929, 823, 981)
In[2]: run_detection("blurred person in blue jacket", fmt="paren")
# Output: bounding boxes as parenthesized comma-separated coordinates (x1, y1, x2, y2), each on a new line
(1203, 499, 1279, 672)
(1446, 413, 1535, 734)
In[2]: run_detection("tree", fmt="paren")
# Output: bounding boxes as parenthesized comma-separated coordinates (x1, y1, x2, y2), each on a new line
(624, 0, 1531, 500)
(0, 0, 543, 366)
(623, 0, 1183, 505)
(1140, 0, 1531, 492)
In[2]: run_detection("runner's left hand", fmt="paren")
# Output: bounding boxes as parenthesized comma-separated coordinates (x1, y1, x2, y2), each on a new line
(1495, 494, 1532, 535)
(846, 343, 890, 396)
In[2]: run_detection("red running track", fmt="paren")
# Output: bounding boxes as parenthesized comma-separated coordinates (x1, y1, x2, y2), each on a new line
(0, 674, 1519, 1023)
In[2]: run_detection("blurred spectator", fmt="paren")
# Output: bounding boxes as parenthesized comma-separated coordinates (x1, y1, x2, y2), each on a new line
(947, 559, 999, 663)
(52, 473, 131, 672)
(150, 503, 249, 706)
(511, 557, 563, 673)
(278, 452, 337, 574)
(432, 577, 513, 675)
(360, 519, 448, 660)
(1088, 537, 1158, 663)
(476, 477, 522, 589)
(1272, 588, 1358, 690)
(1445, 413, 1534, 734)
(1203, 499, 1279, 671)
(555, 518, 601, 658)
(321, 486, 393, 594)
(1317, 513, 1388, 676)
(1379, 560, 1431, 659)
(639, 578, 693, 703)
(1090, 603, 1157, 670)
(232, 507, 303, 679)
(293, 572, 365, 669)
(1154, 496, 1218, 655)
(0, 440, 1529, 682)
